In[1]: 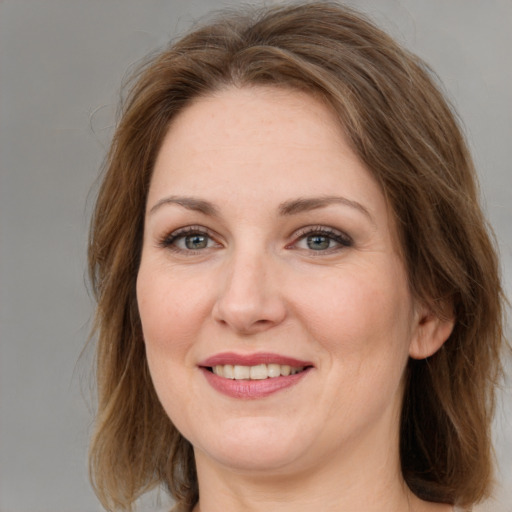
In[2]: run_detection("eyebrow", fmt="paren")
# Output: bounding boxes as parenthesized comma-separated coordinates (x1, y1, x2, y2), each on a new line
(149, 194, 373, 223)
(278, 196, 374, 223)
(149, 196, 220, 217)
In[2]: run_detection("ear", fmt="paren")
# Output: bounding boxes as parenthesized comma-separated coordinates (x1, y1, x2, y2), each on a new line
(409, 303, 455, 360)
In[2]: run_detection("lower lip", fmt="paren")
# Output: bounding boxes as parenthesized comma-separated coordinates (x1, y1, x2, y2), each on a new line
(201, 367, 311, 399)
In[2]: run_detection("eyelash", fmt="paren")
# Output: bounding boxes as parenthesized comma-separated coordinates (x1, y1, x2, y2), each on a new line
(288, 225, 353, 253)
(158, 225, 219, 254)
(158, 225, 353, 254)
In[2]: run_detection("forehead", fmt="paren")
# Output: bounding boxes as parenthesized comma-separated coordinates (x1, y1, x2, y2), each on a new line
(150, 86, 382, 206)
(159, 86, 345, 166)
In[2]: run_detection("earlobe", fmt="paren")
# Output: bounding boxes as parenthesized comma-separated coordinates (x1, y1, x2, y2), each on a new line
(409, 306, 455, 360)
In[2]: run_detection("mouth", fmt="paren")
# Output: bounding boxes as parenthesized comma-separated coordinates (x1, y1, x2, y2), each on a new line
(199, 353, 313, 398)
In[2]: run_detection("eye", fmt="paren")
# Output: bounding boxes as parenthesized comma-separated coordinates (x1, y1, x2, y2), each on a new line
(291, 226, 352, 252)
(159, 226, 220, 253)
(181, 233, 211, 250)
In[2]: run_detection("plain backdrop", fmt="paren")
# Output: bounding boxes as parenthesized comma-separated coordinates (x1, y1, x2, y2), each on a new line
(0, 1, 510, 511)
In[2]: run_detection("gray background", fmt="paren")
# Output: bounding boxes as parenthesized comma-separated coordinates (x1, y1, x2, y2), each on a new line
(0, 1, 510, 511)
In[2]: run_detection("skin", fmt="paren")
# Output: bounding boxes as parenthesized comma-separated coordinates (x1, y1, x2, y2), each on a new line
(136, 86, 454, 512)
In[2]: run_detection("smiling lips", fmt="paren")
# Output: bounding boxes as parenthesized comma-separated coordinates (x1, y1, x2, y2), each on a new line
(199, 352, 313, 399)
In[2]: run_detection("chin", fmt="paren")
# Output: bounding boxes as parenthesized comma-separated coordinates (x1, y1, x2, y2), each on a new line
(192, 416, 312, 472)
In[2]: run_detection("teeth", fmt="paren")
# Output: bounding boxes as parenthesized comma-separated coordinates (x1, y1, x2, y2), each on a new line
(267, 363, 281, 378)
(250, 364, 268, 380)
(234, 365, 250, 379)
(223, 364, 234, 379)
(211, 364, 305, 380)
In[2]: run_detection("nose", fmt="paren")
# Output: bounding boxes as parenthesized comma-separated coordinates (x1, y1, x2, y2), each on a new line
(212, 249, 287, 335)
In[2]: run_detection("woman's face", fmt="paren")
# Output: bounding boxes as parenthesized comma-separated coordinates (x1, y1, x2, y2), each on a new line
(137, 86, 431, 475)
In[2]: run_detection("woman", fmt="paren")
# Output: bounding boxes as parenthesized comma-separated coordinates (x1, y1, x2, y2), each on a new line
(88, 3, 506, 511)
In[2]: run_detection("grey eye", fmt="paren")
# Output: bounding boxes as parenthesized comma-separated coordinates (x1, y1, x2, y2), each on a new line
(306, 235, 332, 250)
(161, 226, 220, 253)
(184, 234, 209, 250)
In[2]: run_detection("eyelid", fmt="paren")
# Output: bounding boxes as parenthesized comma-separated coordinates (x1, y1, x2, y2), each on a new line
(158, 225, 221, 252)
(157, 224, 352, 254)
(288, 225, 353, 251)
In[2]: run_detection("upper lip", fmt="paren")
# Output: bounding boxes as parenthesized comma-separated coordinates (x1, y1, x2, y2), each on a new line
(199, 352, 313, 368)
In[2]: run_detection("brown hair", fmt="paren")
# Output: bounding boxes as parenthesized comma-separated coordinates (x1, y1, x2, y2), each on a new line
(88, 2, 506, 510)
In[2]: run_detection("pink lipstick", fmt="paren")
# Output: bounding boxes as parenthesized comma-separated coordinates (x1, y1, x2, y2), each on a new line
(199, 352, 313, 399)
(200, 352, 311, 368)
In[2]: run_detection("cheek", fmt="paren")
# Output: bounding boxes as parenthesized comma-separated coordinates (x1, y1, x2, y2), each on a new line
(136, 265, 205, 427)
(136, 264, 210, 353)
(299, 268, 412, 346)
(293, 260, 414, 397)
